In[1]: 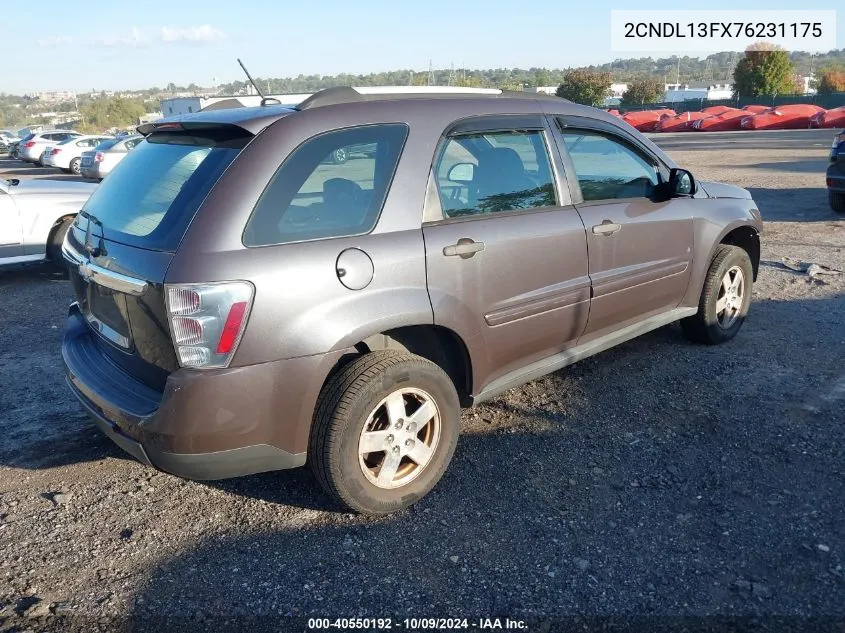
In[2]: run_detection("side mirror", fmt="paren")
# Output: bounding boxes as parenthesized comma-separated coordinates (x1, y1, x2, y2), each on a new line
(448, 162, 475, 182)
(669, 167, 695, 196)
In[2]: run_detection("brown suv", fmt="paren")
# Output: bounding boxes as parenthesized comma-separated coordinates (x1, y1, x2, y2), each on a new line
(62, 87, 762, 514)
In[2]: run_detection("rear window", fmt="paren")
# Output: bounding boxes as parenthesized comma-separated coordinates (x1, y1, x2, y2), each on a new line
(94, 138, 120, 151)
(76, 129, 247, 251)
(244, 124, 408, 246)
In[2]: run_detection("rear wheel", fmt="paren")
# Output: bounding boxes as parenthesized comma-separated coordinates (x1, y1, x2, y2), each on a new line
(330, 148, 348, 164)
(47, 217, 74, 271)
(830, 191, 845, 214)
(681, 245, 753, 345)
(69, 158, 81, 175)
(309, 350, 460, 515)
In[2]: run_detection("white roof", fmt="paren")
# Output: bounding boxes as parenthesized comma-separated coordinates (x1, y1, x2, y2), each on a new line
(353, 86, 502, 95)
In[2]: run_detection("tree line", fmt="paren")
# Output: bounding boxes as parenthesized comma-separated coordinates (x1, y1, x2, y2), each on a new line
(556, 44, 845, 107)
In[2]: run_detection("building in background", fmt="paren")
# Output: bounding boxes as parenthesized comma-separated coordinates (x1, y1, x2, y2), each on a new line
(160, 94, 313, 116)
(664, 83, 733, 103)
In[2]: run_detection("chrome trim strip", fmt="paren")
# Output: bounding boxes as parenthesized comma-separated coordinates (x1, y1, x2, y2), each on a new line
(61, 238, 84, 265)
(82, 263, 148, 296)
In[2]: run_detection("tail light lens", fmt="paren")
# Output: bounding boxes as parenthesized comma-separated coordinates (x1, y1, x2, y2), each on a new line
(51, 148, 61, 155)
(165, 282, 254, 368)
(23, 141, 35, 148)
(94, 152, 104, 162)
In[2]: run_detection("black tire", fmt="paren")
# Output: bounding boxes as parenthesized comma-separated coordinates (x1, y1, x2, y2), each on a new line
(47, 217, 74, 270)
(681, 245, 753, 345)
(69, 158, 81, 175)
(830, 191, 845, 214)
(309, 350, 460, 515)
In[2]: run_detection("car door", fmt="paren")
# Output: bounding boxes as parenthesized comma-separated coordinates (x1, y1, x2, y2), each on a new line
(553, 117, 694, 338)
(0, 190, 23, 259)
(423, 115, 590, 393)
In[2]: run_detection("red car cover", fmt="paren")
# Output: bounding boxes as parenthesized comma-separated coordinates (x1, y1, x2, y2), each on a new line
(741, 104, 826, 130)
(742, 105, 769, 114)
(700, 105, 737, 116)
(621, 109, 677, 132)
(693, 109, 750, 131)
(809, 110, 826, 128)
(817, 106, 845, 128)
(655, 111, 711, 132)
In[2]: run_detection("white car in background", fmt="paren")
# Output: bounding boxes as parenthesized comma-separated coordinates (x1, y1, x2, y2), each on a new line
(42, 135, 115, 175)
(18, 130, 83, 165)
(0, 177, 97, 268)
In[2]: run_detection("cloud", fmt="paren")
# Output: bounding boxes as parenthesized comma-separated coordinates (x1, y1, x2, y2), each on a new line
(37, 25, 225, 50)
(96, 27, 150, 48)
(37, 35, 74, 47)
(159, 25, 226, 43)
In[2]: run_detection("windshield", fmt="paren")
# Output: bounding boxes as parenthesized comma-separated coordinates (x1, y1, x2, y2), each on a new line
(76, 130, 247, 251)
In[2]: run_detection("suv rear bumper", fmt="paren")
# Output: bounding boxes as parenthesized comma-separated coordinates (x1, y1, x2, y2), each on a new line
(62, 304, 345, 480)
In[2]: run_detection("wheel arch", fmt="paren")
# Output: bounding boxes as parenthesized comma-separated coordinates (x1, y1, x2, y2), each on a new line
(719, 224, 760, 281)
(46, 213, 76, 260)
(356, 325, 474, 407)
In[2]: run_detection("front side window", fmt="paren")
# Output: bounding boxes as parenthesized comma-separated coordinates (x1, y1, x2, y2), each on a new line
(244, 124, 408, 246)
(434, 129, 556, 219)
(559, 129, 659, 202)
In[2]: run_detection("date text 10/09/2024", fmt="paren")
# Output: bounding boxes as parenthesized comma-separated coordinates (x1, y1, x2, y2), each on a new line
(624, 22, 823, 39)
(307, 618, 528, 630)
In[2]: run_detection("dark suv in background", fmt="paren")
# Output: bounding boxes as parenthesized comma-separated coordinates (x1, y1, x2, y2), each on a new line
(62, 87, 762, 514)
(827, 129, 845, 213)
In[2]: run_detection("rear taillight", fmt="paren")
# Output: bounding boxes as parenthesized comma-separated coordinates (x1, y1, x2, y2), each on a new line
(51, 148, 61, 155)
(23, 141, 35, 148)
(165, 282, 254, 368)
(94, 152, 104, 162)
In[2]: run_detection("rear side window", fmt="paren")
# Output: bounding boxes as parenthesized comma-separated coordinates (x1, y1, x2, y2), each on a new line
(434, 130, 557, 218)
(244, 124, 408, 246)
(77, 129, 246, 251)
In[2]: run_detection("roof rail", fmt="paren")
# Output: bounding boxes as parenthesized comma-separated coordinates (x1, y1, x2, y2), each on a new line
(296, 85, 559, 111)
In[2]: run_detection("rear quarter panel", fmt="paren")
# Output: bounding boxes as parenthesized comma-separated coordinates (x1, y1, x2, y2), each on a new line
(21, 193, 92, 255)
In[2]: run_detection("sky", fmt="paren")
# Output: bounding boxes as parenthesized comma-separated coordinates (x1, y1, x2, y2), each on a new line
(8, 0, 844, 94)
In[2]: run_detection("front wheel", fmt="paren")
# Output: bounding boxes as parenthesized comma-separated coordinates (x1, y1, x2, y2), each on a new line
(69, 158, 81, 175)
(681, 245, 753, 345)
(309, 350, 460, 515)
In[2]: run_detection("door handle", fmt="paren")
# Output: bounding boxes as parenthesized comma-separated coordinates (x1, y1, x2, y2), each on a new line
(443, 238, 485, 259)
(592, 220, 622, 236)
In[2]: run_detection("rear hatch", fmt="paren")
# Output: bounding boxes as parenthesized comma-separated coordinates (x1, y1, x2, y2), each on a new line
(65, 124, 251, 391)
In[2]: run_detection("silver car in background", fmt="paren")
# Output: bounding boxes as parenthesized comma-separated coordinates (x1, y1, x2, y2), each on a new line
(79, 135, 143, 180)
(43, 135, 115, 174)
(18, 130, 83, 165)
(0, 130, 19, 153)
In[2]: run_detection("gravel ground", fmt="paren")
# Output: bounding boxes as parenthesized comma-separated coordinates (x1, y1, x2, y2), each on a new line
(0, 143, 844, 632)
